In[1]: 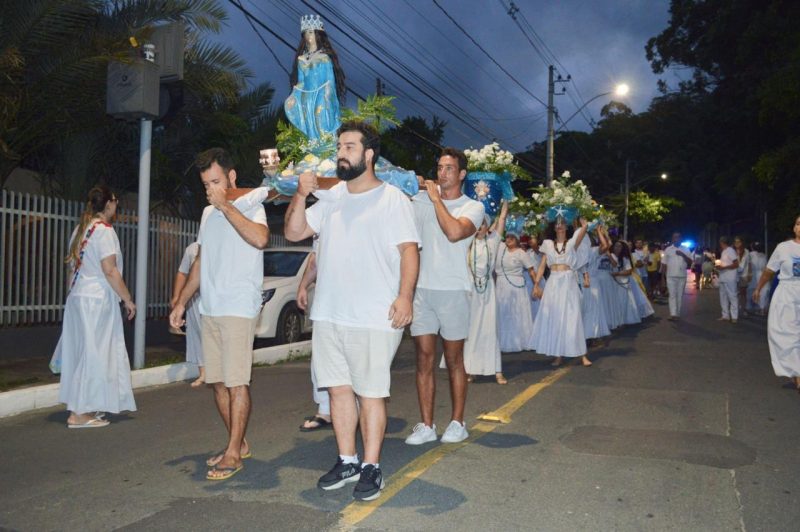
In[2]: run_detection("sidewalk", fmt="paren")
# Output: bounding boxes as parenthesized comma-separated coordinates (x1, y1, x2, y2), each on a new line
(1, 286, 797, 531)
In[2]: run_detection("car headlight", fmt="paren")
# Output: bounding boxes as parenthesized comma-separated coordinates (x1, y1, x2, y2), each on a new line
(261, 288, 276, 304)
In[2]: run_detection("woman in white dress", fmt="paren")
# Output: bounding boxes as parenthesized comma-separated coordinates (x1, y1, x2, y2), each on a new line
(609, 241, 642, 326)
(734, 236, 751, 315)
(495, 228, 537, 352)
(753, 215, 800, 392)
(746, 241, 770, 315)
(526, 235, 546, 323)
(531, 217, 591, 367)
(463, 201, 508, 383)
(171, 242, 204, 387)
(592, 227, 621, 330)
(51, 186, 137, 428)
(582, 227, 612, 342)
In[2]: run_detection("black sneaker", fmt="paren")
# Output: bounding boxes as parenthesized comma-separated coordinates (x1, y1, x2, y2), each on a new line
(352, 464, 385, 501)
(317, 458, 361, 490)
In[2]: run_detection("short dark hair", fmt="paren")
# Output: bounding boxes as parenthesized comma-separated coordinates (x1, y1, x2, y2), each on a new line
(438, 147, 468, 172)
(719, 236, 730, 245)
(337, 120, 380, 168)
(195, 148, 235, 174)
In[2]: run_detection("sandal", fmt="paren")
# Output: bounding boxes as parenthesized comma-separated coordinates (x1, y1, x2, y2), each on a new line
(495, 374, 508, 385)
(299, 415, 332, 432)
(67, 417, 110, 429)
(206, 448, 252, 467)
(206, 464, 243, 481)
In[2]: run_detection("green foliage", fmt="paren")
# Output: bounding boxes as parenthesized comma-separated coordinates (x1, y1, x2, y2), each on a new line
(381, 115, 446, 179)
(341, 94, 400, 132)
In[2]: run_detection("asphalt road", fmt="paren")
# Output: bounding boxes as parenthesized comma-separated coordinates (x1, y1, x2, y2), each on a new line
(1, 285, 798, 531)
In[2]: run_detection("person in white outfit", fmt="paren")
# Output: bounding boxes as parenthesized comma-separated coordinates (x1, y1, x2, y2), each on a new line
(660, 232, 692, 321)
(285, 121, 420, 501)
(531, 217, 591, 367)
(296, 248, 332, 432)
(407, 147, 485, 447)
(734, 236, 751, 315)
(52, 185, 136, 429)
(495, 232, 538, 352)
(746, 242, 770, 315)
(460, 200, 508, 384)
(171, 242, 204, 387)
(753, 214, 800, 392)
(717, 236, 740, 323)
(526, 236, 546, 322)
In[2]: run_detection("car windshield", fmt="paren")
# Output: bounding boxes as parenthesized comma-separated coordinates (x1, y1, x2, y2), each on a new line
(263, 251, 307, 277)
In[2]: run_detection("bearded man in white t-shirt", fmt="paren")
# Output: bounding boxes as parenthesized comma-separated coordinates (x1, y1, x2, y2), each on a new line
(406, 148, 485, 446)
(170, 148, 269, 481)
(285, 121, 420, 502)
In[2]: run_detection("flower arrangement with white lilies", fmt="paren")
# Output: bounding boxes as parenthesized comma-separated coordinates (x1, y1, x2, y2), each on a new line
(464, 142, 529, 180)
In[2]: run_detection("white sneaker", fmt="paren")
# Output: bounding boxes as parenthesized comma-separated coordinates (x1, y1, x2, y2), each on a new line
(405, 423, 438, 445)
(440, 420, 469, 443)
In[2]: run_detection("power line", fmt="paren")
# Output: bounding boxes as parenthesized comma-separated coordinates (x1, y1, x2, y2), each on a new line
(431, 0, 548, 109)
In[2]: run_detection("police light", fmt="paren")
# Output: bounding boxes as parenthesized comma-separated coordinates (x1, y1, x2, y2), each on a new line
(681, 240, 695, 249)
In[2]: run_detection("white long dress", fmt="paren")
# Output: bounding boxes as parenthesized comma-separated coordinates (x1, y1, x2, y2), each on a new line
(463, 232, 502, 374)
(765, 241, 800, 377)
(178, 243, 203, 366)
(595, 252, 621, 329)
(525, 250, 546, 322)
(52, 223, 136, 414)
(531, 238, 586, 357)
(630, 272, 655, 319)
(611, 257, 641, 326)
(495, 243, 536, 352)
(746, 251, 770, 311)
(582, 247, 612, 339)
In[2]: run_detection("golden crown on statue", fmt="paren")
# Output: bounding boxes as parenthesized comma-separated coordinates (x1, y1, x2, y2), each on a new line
(300, 14, 324, 32)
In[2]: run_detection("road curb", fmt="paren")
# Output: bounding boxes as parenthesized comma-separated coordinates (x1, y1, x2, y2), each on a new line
(0, 340, 312, 419)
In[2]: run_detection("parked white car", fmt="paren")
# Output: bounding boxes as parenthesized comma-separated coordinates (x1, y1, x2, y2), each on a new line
(254, 247, 314, 344)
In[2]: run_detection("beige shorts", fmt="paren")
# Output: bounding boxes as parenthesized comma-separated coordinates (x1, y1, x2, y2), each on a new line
(311, 320, 403, 398)
(201, 315, 256, 387)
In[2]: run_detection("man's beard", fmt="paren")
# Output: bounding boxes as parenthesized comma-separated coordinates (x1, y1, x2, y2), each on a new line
(336, 155, 367, 181)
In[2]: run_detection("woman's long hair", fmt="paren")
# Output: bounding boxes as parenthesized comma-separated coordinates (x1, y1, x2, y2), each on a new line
(290, 30, 346, 103)
(65, 185, 113, 264)
(613, 240, 633, 269)
(544, 220, 575, 241)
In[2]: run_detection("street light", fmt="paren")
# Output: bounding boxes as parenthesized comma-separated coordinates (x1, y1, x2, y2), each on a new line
(546, 82, 630, 187)
(623, 163, 667, 241)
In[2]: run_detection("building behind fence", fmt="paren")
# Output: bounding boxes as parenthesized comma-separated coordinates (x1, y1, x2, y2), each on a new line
(1, 190, 293, 327)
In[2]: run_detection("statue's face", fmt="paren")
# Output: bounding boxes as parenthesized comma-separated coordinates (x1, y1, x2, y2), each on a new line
(304, 30, 317, 51)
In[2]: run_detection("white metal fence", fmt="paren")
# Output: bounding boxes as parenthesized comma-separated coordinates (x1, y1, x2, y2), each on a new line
(1, 190, 199, 326)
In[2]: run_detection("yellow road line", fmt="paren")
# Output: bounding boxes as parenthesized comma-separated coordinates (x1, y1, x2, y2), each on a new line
(339, 366, 572, 528)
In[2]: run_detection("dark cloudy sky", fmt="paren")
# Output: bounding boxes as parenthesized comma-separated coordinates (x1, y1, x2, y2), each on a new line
(218, 0, 682, 166)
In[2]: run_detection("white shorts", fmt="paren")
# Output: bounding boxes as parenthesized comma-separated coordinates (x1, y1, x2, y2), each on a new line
(311, 320, 403, 398)
(410, 288, 471, 340)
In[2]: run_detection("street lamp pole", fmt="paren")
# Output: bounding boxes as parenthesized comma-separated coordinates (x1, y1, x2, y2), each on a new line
(546, 65, 555, 186)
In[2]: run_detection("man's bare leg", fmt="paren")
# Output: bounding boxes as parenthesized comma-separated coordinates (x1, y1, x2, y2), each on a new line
(207, 383, 250, 468)
(414, 334, 438, 426)
(442, 339, 466, 423)
(329, 385, 359, 456)
(359, 396, 387, 464)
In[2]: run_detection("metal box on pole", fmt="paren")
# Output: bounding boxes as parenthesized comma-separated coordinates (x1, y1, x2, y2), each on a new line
(106, 59, 160, 120)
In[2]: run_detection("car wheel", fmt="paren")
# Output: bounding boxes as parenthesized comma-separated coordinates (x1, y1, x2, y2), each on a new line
(276, 303, 303, 344)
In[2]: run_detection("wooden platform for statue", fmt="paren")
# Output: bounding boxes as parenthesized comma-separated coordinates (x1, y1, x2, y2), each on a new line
(225, 177, 340, 201)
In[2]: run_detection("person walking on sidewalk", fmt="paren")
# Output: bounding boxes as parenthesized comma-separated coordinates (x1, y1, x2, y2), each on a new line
(170, 242, 204, 387)
(406, 147, 485, 446)
(717, 236, 740, 323)
(52, 185, 136, 428)
(661, 232, 692, 321)
(285, 121, 420, 501)
(170, 148, 269, 481)
(753, 214, 800, 391)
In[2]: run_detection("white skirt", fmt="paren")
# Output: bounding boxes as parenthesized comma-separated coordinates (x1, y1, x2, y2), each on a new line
(746, 271, 771, 311)
(496, 274, 536, 352)
(53, 291, 136, 414)
(767, 282, 800, 377)
(185, 296, 203, 366)
(531, 270, 586, 357)
(582, 282, 611, 339)
(524, 271, 546, 323)
(462, 282, 502, 375)
(613, 278, 641, 325)
(630, 274, 654, 318)
(595, 271, 621, 329)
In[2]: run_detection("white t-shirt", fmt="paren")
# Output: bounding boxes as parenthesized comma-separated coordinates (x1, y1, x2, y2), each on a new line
(495, 243, 534, 283)
(413, 192, 485, 291)
(766, 240, 800, 281)
(306, 182, 419, 331)
(632, 249, 649, 277)
(718, 246, 739, 283)
(196, 190, 268, 318)
(662, 244, 691, 278)
(178, 242, 199, 275)
(69, 222, 122, 299)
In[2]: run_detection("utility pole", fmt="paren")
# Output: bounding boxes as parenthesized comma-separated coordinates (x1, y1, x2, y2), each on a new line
(623, 158, 631, 242)
(545, 66, 569, 186)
